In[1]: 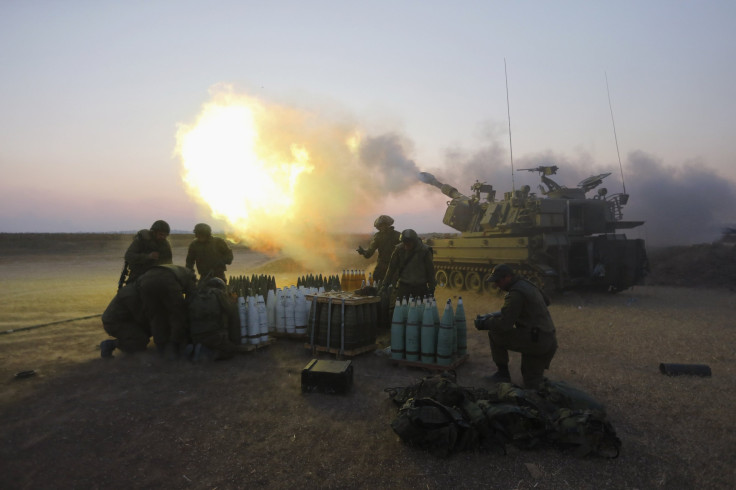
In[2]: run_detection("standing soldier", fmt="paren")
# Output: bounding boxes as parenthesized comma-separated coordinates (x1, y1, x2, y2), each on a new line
(379, 229, 435, 301)
(356, 215, 401, 284)
(474, 263, 558, 389)
(123, 220, 173, 286)
(186, 223, 234, 282)
(99, 283, 150, 358)
(138, 264, 197, 360)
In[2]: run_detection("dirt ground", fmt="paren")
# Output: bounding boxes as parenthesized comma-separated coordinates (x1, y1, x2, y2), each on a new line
(0, 234, 735, 489)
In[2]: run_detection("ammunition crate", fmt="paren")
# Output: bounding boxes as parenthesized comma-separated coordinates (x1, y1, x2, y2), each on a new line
(301, 359, 353, 394)
(306, 294, 379, 351)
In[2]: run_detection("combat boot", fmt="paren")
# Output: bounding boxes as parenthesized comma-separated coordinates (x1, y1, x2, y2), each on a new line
(485, 364, 511, 384)
(100, 339, 117, 359)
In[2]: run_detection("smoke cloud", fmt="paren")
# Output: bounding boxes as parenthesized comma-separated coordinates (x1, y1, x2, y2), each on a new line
(177, 88, 736, 261)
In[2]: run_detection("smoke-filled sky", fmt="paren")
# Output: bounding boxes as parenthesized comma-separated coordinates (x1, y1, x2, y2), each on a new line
(1, 1, 735, 249)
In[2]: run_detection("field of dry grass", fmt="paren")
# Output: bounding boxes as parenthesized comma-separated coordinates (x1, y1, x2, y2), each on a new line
(0, 234, 734, 489)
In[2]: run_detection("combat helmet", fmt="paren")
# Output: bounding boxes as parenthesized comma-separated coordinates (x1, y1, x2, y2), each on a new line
(150, 220, 170, 234)
(400, 229, 419, 244)
(374, 215, 394, 229)
(193, 223, 212, 237)
(207, 277, 227, 290)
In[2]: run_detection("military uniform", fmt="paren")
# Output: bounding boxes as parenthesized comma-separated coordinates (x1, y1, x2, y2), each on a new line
(101, 283, 150, 353)
(185, 236, 233, 281)
(188, 287, 245, 360)
(124, 229, 173, 283)
(484, 276, 558, 388)
(383, 240, 436, 301)
(138, 264, 197, 352)
(360, 227, 401, 282)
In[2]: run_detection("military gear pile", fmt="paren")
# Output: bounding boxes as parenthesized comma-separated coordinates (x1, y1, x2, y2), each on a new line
(386, 372, 620, 458)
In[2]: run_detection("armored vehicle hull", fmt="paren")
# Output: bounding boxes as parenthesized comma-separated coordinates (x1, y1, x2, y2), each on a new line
(420, 167, 648, 293)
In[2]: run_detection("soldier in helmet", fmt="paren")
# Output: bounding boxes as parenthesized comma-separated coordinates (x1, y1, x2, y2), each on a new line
(379, 229, 435, 301)
(99, 283, 150, 358)
(356, 215, 401, 283)
(137, 264, 197, 360)
(123, 220, 173, 285)
(187, 277, 250, 361)
(474, 263, 558, 389)
(185, 223, 234, 282)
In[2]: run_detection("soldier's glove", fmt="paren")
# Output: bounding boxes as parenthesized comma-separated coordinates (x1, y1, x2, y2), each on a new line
(474, 314, 491, 330)
(356, 246, 366, 256)
(474, 312, 500, 330)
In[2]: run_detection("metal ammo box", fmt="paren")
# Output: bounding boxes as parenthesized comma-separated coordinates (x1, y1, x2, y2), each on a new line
(301, 359, 353, 394)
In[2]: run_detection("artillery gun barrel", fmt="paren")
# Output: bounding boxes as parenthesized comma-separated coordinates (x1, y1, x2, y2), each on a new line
(418, 172, 466, 200)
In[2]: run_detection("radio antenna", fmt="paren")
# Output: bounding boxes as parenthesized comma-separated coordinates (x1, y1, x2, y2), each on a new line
(505, 59, 515, 191)
(605, 71, 627, 194)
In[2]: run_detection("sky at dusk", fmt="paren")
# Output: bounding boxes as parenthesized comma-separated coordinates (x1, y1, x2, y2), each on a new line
(1, 1, 735, 247)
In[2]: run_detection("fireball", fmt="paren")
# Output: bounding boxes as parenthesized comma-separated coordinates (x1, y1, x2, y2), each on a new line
(174, 86, 376, 268)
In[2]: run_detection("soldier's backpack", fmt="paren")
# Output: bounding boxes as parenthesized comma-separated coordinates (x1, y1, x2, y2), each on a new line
(188, 288, 223, 336)
(390, 397, 478, 457)
(388, 375, 621, 459)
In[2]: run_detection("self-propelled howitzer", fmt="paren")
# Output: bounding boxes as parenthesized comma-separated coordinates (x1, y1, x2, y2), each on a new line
(419, 166, 648, 293)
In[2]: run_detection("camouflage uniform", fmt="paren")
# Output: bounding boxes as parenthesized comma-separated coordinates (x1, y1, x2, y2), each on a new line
(185, 236, 233, 281)
(124, 229, 173, 283)
(359, 227, 401, 282)
(383, 240, 436, 301)
(138, 264, 197, 350)
(484, 276, 558, 388)
(101, 283, 150, 353)
(188, 287, 245, 360)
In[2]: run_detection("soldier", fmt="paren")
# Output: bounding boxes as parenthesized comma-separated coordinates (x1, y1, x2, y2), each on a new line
(185, 223, 233, 282)
(474, 264, 558, 389)
(123, 220, 173, 285)
(99, 283, 150, 358)
(356, 215, 402, 284)
(379, 229, 435, 301)
(187, 277, 250, 361)
(137, 264, 197, 360)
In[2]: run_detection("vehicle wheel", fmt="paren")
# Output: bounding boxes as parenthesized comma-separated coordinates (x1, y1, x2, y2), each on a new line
(449, 270, 465, 290)
(482, 272, 496, 294)
(465, 271, 482, 293)
(435, 270, 448, 289)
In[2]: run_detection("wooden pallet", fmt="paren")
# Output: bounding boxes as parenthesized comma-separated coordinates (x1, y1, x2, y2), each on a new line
(390, 354, 469, 371)
(240, 338, 276, 351)
(271, 331, 308, 340)
(304, 342, 377, 358)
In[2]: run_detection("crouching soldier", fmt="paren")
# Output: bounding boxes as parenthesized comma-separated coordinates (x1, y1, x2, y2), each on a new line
(187, 277, 250, 361)
(100, 283, 150, 358)
(138, 264, 198, 360)
(475, 263, 558, 389)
